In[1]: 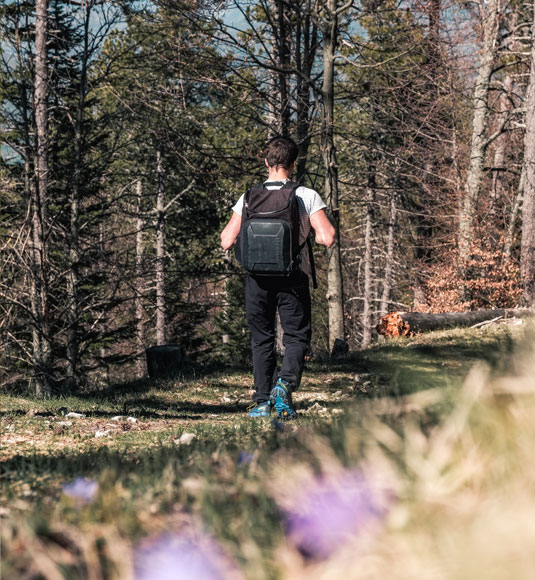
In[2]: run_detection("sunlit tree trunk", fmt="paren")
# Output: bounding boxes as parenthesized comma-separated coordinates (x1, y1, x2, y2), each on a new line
(379, 192, 397, 316)
(295, 3, 318, 182)
(322, 0, 345, 351)
(276, 0, 291, 135)
(361, 166, 375, 347)
(459, 0, 501, 281)
(504, 167, 524, 261)
(135, 179, 146, 377)
(266, 44, 279, 137)
(520, 3, 535, 306)
(155, 149, 166, 345)
(33, 0, 52, 397)
(490, 75, 513, 215)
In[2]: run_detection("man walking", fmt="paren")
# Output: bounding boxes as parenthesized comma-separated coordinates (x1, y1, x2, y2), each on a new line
(221, 136, 335, 418)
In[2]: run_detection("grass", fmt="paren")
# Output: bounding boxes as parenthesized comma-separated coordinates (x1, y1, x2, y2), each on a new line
(1, 322, 534, 579)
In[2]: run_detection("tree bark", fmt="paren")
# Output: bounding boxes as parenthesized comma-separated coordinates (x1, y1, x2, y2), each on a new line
(322, 0, 345, 352)
(66, 3, 90, 390)
(295, 2, 318, 182)
(135, 179, 146, 377)
(504, 166, 524, 261)
(276, 0, 291, 135)
(361, 175, 375, 347)
(266, 38, 279, 137)
(155, 149, 166, 345)
(520, 2, 535, 307)
(490, 75, 513, 213)
(33, 0, 52, 397)
(458, 0, 501, 282)
(379, 192, 397, 316)
(377, 309, 535, 338)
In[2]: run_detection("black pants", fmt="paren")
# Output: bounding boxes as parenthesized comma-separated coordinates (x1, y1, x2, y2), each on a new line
(245, 272, 311, 403)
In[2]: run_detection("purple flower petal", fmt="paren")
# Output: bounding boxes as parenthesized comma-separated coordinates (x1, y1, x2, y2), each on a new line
(134, 533, 235, 580)
(61, 477, 99, 504)
(284, 470, 387, 559)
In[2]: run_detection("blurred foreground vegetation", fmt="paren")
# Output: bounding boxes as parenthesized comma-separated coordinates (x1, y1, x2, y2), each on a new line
(1, 323, 534, 579)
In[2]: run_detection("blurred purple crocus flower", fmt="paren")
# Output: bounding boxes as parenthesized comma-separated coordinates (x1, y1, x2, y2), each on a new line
(134, 532, 236, 580)
(283, 469, 387, 559)
(61, 477, 98, 504)
(237, 451, 254, 467)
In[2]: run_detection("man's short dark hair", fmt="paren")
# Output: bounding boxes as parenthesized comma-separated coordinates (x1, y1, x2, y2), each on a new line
(265, 136, 298, 170)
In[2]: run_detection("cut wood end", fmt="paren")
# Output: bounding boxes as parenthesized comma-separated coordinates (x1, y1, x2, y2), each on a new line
(376, 312, 413, 338)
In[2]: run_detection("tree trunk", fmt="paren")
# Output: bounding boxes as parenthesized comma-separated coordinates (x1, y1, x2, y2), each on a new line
(66, 3, 90, 390)
(135, 179, 146, 378)
(155, 149, 166, 345)
(276, 0, 291, 135)
(322, 0, 345, 352)
(33, 0, 52, 397)
(504, 166, 524, 261)
(295, 4, 318, 182)
(458, 0, 500, 280)
(379, 192, 397, 316)
(377, 309, 535, 338)
(266, 46, 278, 137)
(361, 174, 375, 347)
(520, 2, 535, 307)
(490, 74, 513, 213)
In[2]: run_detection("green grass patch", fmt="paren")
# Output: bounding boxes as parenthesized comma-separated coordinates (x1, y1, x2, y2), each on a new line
(2, 324, 534, 579)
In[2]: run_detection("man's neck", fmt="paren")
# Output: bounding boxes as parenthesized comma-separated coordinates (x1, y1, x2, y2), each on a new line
(266, 167, 291, 182)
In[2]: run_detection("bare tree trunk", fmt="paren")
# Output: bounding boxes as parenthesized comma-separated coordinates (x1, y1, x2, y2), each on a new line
(266, 0, 292, 137)
(520, 3, 535, 307)
(361, 173, 375, 347)
(13, 16, 41, 378)
(490, 74, 513, 213)
(295, 3, 318, 181)
(33, 0, 52, 397)
(266, 55, 279, 137)
(458, 0, 501, 278)
(276, 0, 291, 135)
(379, 192, 397, 316)
(66, 3, 90, 390)
(322, 0, 345, 352)
(155, 149, 166, 345)
(135, 179, 146, 377)
(504, 167, 524, 261)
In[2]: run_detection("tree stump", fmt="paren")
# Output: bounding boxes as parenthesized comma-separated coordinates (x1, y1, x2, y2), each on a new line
(331, 338, 349, 359)
(145, 345, 184, 379)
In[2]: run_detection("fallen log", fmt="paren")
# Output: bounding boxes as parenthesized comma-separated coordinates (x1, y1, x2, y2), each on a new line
(377, 309, 535, 338)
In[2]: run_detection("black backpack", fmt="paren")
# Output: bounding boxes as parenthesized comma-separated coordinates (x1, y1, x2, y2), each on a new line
(235, 181, 317, 287)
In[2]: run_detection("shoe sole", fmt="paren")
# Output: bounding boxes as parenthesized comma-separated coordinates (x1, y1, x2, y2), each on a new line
(270, 386, 297, 420)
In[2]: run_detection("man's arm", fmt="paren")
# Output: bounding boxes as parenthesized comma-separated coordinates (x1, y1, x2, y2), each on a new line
(310, 209, 335, 247)
(221, 212, 242, 250)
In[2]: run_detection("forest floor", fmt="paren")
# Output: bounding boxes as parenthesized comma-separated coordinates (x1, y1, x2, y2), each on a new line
(2, 322, 535, 580)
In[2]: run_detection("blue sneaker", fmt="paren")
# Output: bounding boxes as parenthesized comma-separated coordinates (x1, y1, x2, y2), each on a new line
(270, 378, 297, 420)
(248, 401, 271, 418)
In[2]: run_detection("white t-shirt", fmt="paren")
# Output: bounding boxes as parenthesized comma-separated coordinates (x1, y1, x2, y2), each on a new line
(232, 179, 327, 275)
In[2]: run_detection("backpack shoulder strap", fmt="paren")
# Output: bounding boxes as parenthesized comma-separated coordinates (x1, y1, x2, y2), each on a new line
(306, 237, 318, 289)
(286, 182, 318, 290)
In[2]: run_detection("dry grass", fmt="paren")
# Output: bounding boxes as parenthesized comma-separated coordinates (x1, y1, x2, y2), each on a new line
(1, 323, 534, 579)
